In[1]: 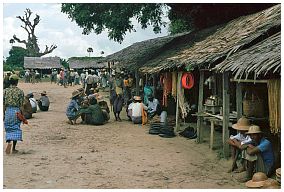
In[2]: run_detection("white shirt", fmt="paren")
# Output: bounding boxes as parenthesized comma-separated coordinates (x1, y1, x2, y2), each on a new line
(29, 98, 37, 109)
(230, 132, 252, 145)
(147, 98, 159, 113)
(128, 102, 148, 117)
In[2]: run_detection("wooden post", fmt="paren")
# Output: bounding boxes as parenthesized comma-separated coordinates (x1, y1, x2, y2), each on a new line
(210, 119, 214, 150)
(222, 72, 230, 158)
(153, 74, 156, 97)
(236, 82, 243, 120)
(135, 69, 139, 96)
(175, 72, 180, 132)
(196, 70, 205, 143)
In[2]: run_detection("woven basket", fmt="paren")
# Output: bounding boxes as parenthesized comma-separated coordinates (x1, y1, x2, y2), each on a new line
(243, 93, 264, 117)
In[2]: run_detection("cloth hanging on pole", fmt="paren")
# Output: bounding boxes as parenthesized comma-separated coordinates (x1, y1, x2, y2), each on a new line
(177, 72, 189, 119)
(162, 72, 172, 107)
(267, 79, 281, 134)
(172, 72, 177, 100)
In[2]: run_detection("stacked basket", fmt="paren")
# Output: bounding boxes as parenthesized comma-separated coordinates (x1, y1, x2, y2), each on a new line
(276, 168, 281, 184)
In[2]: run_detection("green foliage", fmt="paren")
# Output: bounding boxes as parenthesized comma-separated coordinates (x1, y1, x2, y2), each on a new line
(168, 19, 191, 35)
(60, 58, 69, 69)
(5, 46, 28, 69)
(61, 3, 167, 43)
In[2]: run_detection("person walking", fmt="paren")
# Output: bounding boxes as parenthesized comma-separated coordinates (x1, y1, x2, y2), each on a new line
(3, 74, 25, 154)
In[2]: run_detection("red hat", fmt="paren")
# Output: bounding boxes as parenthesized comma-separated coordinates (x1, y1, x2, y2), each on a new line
(182, 72, 194, 89)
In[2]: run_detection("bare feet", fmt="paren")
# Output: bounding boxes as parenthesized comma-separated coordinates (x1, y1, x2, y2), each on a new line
(5, 143, 12, 154)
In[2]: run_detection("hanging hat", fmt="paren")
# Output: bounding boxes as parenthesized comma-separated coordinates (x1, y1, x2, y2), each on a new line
(246, 125, 262, 135)
(9, 74, 19, 80)
(71, 90, 80, 98)
(245, 172, 268, 188)
(232, 117, 251, 131)
(181, 72, 194, 89)
(134, 96, 142, 101)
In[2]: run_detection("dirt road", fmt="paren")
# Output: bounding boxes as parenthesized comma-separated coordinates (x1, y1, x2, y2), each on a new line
(3, 82, 244, 189)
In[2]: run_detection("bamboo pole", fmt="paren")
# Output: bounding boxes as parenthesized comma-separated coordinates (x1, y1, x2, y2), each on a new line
(196, 70, 205, 143)
(175, 71, 180, 132)
(222, 72, 230, 158)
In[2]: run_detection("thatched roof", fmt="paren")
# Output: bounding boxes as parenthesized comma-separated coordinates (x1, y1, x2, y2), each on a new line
(140, 4, 280, 73)
(214, 32, 280, 79)
(103, 32, 192, 70)
(24, 57, 61, 69)
(68, 57, 108, 69)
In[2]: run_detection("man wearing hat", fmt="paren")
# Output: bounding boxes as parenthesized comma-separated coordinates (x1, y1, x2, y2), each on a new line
(128, 96, 148, 124)
(3, 74, 24, 154)
(38, 91, 50, 111)
(227, 117, 252, 172)
(66, 90, 81, 125)
(241, 125, 274, 181)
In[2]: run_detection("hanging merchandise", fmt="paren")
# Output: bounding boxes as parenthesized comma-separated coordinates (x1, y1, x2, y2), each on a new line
(172, 72, 177, 100)
(182, 72, 194, 89)
(162, 72, 172, 107)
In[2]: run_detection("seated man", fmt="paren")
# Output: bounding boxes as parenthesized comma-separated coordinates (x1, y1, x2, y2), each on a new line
(146, 94, 161, 118)
(128, 96, 148, 124)
(66, 90, 81, 125)
(241, 125, 274, 181)
(227, 117, 252, 172)
(27, 92, 37, 113)
(98, 100, 110, 122)
(38, 91, 50, 111)
(80, 97, 108, 125)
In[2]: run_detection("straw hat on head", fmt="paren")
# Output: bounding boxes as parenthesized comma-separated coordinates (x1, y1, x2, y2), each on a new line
(71, 90, 80, 98)
(232, 117, 251, 130)
(245, 172, 268, 188)
(134, 96, 142, 101)
(246, 125, 262, 135)
(9, 74, 19, 80)
(41, 91, 47, 95)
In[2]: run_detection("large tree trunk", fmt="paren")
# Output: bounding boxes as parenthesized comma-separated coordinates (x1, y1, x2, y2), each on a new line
(12, 8, 57, 57)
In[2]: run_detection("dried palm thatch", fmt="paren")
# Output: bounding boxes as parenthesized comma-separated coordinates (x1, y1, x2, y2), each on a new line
(140, 4, 280, 74)
(68, 58, 108, 69)
(103, 32, 192, 70)
(267, 79, 281, 134)
(24, 57, 61, 69)
(214, 32, 280, 79)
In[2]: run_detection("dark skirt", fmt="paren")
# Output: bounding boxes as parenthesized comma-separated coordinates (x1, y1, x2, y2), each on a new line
(113, 95, 124, 113)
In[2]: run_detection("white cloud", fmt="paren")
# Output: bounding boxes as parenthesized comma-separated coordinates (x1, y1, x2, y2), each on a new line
(3, 3, 169, 60)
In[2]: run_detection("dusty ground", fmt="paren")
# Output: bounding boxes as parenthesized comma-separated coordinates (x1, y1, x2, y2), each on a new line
(3, 82, 245, 189)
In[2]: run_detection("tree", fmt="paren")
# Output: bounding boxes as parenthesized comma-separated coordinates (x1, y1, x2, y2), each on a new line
(87, 47, 93, 57)
(61, 3, 167, 43)
(11, 8, 57, 57)
(61, 3, 275, 43)
(5, 46, 28, 70)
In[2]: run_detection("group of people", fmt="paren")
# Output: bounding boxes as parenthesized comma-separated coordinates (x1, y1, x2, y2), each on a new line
(3, 73, 50, 154)
(24, 69, 41, 83)
(227, 117, 275, 182)
(66, 87, 110, 126)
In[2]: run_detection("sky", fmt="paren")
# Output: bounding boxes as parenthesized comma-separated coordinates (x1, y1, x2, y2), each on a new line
(2, 3, 170, 60)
